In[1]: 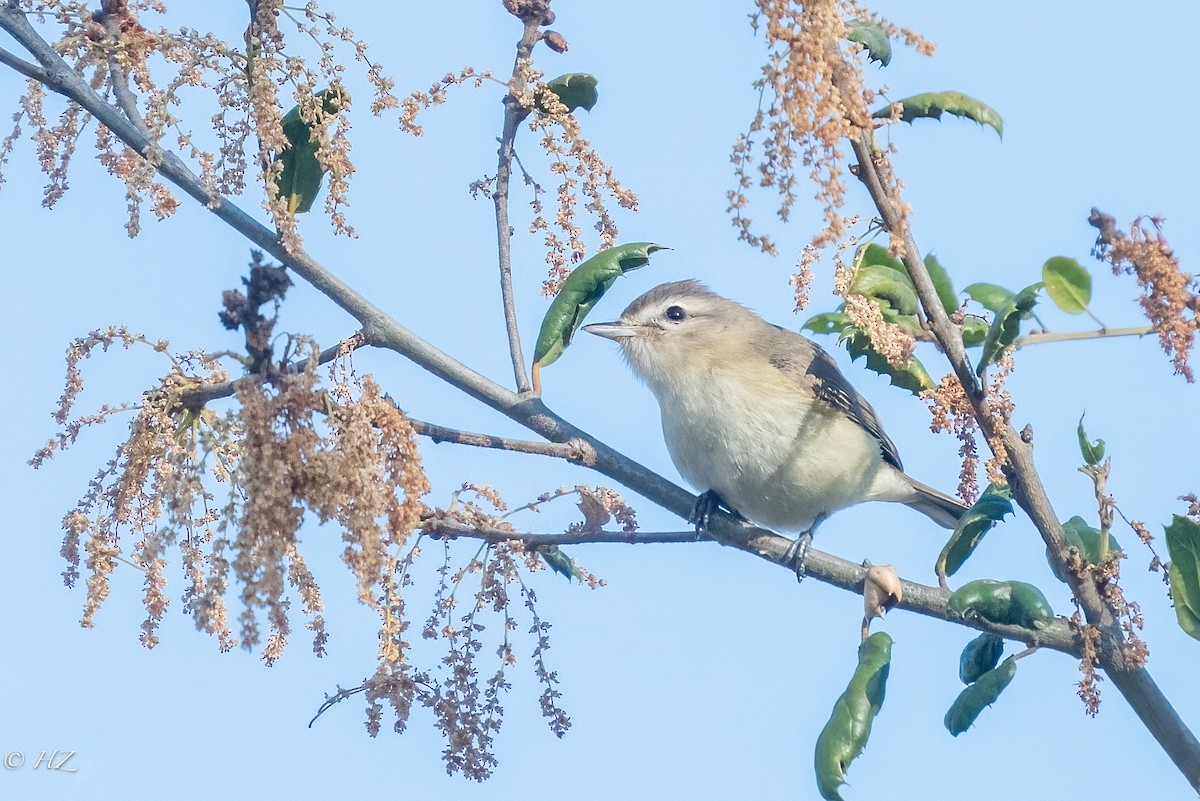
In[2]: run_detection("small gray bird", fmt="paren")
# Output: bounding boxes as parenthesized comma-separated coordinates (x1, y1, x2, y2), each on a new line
(584, 280, 966, 561)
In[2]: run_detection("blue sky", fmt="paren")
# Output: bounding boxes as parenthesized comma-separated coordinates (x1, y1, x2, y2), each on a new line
(3, 2, 1198, 799)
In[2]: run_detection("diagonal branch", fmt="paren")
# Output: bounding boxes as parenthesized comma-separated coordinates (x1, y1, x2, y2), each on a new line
(845, 114, 1200, 788)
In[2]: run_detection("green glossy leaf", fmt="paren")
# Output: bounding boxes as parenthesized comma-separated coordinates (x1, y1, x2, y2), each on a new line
(948, 579, 1054, 630)
(274, 87, 349, 214)
(924, 253, 960, 315)
(1165, 516, 1200, 641)
(850, 264, 918, 316)
(963, 282, 1015, 313)
(532, 242, 666, 371)
(935, 483, 1013, 578)
(873, 90, 1003, 139)
(959, 633, 1005, 685)
(846, 19, 892, 66)
(544, 73, 599, 112)
(803, 311, 852, 336)
(1047, 516, 1124, 583)
(976, 282, 1043, 375)
(841, 329, 935, 395)
(961, 317, 988, 347)
(945, 657, 1017, 736)
(1077, 413, 1106, 466)
(1041, 256, 1092, 314)
(814, 632, 892, 801)
(878, 305, 924, 336)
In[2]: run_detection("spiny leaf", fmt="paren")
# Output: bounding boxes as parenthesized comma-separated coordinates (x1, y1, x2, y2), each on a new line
(962, 317, 988, 347)
(924, 253, 960, 315)
(873, 90, 1003, 139)
(976, 282, 1042, 375)
(1047, 516, 1123, 583)
(959, 633, 1005, 685)
(841, 329, 935, 395)
(945, 657, 1018, 736)
(935, 483, 1013, 578)
(1077, 413, 1106, 466)
(948, 579, 1055, 630)
(846, 19, 891, 66)
(1165, 516, 1200, 641)
(274, 87, 349, 214)
(544, 73, 598, 112)
(963, 282, 1016, 313)
(1042, 256, 1092, 314)
(814, 632, 892, 800)
(532, 242, 666, 372)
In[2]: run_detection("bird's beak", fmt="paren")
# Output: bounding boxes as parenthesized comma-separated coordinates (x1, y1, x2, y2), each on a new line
(583, 321, 639, 340)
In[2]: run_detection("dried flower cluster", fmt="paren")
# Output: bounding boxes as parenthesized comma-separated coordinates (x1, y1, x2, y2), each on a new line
(731, 0, 932, 296)
(2, 0, 403, 245)
(1091, 212, 1198, 382)
(1073, 617, 1103, 716)
(922, 373, 980, 504)
(514, 63, 638, 295)
(843, 292, 915, 370)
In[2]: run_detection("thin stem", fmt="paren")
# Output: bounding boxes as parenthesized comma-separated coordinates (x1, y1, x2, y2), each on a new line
(492, 18, 543, 394)
(1016, 325, 1152, 349)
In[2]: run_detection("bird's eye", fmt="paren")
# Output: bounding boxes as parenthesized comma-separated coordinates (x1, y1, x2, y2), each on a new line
(665, 305, 686, 321)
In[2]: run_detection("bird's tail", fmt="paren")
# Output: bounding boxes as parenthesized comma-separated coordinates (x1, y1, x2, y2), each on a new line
(904, 479, 969, 529)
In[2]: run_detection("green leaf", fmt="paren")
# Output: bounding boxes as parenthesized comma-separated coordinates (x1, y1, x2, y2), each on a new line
(846, 19, 892, 66)
(961, 317, 988, 347)
(948, 579, 1055, 630)
(976, 282, 1043, 375)
(850, 264, 918, 316)
(544, 73, 599, 112)
(858, 242, 904, 274)
(274, 87, 349, 214)
(532, 242, 666, 372)
(1047, 516, 1124, 582)
(935, 483, 1013, 578)
(1077, 413, 1106, 466)
(814, 632, 892, 801)
(538, 545, 578, 581)
(841, 329, 935, 395)
(803, 311, 852, 336)
(923, 253, 960, 315)
(1042, 256, 1092, 314)
(963, 282, 1016, 313)
(959, 633, 1005, 685)
(1165, 516, 1200, 641)
(945, 657, 1017, 736)
(872, 90, 1004, 139)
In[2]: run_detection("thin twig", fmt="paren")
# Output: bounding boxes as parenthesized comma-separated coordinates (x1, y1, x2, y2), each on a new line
(491, 17, 543, 394)
(410, 418, 594, 464)
(1016, 325, 1152, 349)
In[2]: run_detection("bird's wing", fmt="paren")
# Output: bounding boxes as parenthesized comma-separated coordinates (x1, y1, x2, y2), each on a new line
(767, 326, 904, 471)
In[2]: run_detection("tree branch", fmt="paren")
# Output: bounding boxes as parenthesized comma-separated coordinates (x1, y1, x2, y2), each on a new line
(491, 18, 543, 394)
(845, 116, 1200, 789)
(423, 515, 1081, 655)
(0, 43, 47, 82)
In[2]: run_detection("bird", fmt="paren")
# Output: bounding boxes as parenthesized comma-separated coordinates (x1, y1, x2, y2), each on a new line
(584, 279, 966, 572)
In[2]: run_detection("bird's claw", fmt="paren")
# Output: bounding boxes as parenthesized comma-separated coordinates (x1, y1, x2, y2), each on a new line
(785, 530, 814, 583)
(689, 490, 745, 537)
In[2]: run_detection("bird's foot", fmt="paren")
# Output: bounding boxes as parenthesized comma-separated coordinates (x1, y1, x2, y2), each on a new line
(785, 529, 815, 583)
(688, 490, 743, 537)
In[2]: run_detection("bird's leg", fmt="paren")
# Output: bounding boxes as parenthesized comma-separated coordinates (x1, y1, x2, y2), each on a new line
(785, 528, 816, 582)
(689, 490, 743, 536)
